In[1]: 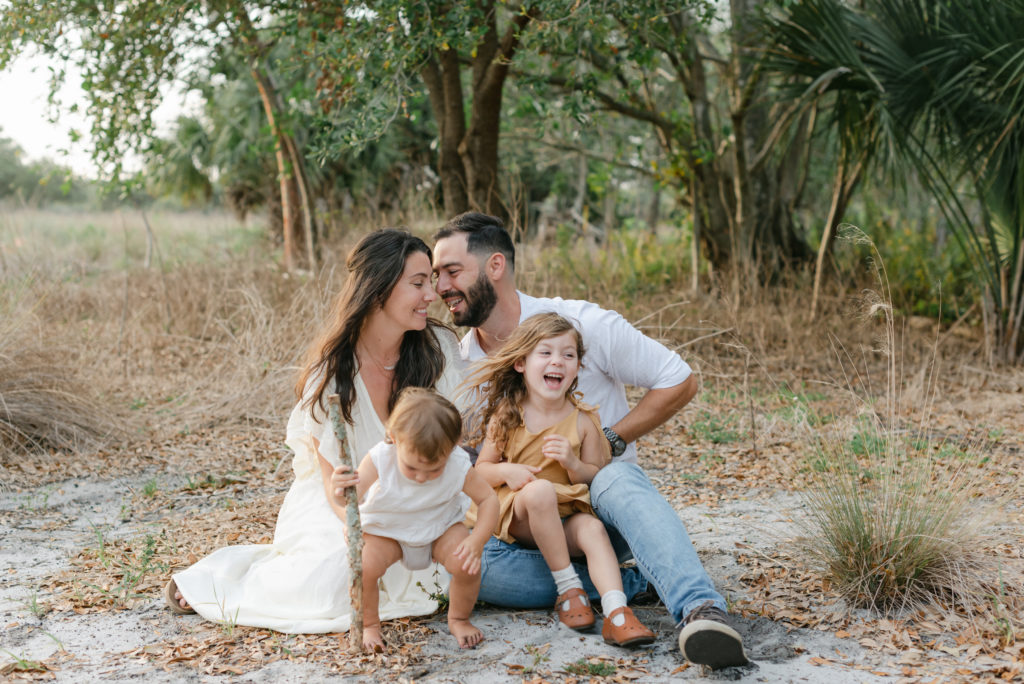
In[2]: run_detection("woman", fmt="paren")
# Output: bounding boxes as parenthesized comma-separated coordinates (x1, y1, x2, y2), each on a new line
(165, 229, 467, 633)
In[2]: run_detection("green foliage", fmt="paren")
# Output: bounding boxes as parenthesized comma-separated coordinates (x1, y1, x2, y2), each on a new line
(141, 478, 159, 498)
(522, 643, 551, 674)
(415, 567, 449, 612)
(19, 587, 49, 619)
(537, 224, 691, 304)
(690, 410, 741, 445)
(564, 658, 617, 677)
(839, 196, 976, 319)
(0, 651, 45, 674)
(0, 131, 90, 205)
(83, 533, 169, 607)
(767, 0, 1024, 361)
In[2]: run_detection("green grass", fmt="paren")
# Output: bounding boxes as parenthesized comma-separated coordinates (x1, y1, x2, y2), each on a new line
(82, 533, 169, 606)
(690, 410, 741, 444)
(564, 658, 616, 677)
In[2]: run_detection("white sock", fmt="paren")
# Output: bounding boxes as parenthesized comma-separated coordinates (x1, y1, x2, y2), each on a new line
(601, 590, 628, 625)
(552, 565, 584, 596)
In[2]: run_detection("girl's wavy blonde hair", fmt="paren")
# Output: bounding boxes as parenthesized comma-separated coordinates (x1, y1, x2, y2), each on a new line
(462, 312, 585, 452)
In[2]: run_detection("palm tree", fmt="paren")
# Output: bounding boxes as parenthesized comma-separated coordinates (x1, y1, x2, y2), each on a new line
(765, 0, 1024, 364)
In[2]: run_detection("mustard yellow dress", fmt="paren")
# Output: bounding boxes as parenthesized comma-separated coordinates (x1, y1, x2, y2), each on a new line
(492, 406, 606, 544)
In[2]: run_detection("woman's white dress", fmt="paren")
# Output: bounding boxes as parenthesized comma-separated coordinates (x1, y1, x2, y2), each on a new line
(172, 331, 466, 633)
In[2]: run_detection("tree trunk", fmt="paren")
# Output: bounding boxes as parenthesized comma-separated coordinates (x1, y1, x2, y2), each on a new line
(251, 70, 304, 271)
(666, 12, 734, 269)
(422, 3, 538, 219)
(232, 6, 316, 271)
(811, 154, 863, 318)
(422, 51, 469, 216)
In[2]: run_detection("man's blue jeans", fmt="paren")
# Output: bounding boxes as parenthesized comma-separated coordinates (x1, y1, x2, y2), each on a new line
(477, 461, 726, 623)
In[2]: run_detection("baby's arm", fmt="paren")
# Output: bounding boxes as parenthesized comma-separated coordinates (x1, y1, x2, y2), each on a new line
(474, 419, 541, 491)
(451, 468, 499, 574)
(314, 436, 378, 522)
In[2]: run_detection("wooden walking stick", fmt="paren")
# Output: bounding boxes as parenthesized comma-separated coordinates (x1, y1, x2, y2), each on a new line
(327, 394, 364, 651)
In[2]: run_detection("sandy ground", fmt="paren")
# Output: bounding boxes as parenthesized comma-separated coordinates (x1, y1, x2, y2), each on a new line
(0, 471, 905, 683)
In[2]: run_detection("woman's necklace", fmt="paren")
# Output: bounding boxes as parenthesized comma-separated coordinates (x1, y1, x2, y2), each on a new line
(359, 344, 399, 373)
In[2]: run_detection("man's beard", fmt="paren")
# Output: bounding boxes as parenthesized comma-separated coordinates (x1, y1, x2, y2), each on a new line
(451, 272, 498, 327)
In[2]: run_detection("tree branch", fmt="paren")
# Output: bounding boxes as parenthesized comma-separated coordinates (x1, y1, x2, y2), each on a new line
(538, 73, 677, 133)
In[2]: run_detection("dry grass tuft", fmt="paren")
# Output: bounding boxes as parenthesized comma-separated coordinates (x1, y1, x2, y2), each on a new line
(799, 421, 1007, 614)
(0, 285, 121, 457)
(791, 245, 1022, 623)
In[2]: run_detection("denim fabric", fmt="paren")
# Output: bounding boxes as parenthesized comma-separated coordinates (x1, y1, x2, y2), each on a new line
(477, 461, 726, 621)
(477, 536, 647, 608)
(590, 461, 726, 622)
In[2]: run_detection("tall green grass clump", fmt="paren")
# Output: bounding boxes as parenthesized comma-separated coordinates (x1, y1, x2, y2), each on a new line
(797, 231, 1018, 619)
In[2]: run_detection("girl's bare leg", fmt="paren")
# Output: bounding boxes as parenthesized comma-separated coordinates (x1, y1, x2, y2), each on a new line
(564, 513, 621, 595)
(433, 523, 483, 649)
(507, 479, 571, 570)
(358, 534, 402, 652)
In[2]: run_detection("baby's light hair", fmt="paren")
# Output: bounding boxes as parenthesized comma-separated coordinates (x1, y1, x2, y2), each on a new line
(386, 387, 462, 463)
(461, 312, 585, 450)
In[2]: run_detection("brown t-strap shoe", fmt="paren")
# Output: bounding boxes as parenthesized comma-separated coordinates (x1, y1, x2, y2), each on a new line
(555, 587, 595, 631)
(602, 606, 655, 647)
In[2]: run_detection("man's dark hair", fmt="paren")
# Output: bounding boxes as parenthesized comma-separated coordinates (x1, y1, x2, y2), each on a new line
(434, 212, 515, 271)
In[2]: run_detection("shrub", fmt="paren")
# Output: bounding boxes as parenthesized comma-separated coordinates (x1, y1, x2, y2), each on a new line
(0, 283, 117, 457)
(801, 422, 998, 613)
(795, 253, 1016, 616)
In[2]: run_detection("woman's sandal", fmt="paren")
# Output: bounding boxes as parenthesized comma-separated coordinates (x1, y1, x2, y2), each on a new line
(164, 578, 195, 615)
(555, 587, 595, 631)
(602, 606, 655, 647)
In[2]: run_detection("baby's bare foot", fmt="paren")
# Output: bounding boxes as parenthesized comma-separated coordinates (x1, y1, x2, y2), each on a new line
(358, 623, 385, 653)
(448, 616, 483, 649)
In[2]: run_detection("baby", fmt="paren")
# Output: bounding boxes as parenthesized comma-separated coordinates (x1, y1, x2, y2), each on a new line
(329, 387, 499, 651)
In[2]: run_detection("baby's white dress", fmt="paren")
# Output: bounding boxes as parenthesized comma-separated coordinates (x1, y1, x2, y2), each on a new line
(172, 330, 466, 633)
(361, 441, 471, 570)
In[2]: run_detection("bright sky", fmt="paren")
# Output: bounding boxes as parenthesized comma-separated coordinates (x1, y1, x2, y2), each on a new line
(0, 55, 95, 176)
(0, 54, 192, 179)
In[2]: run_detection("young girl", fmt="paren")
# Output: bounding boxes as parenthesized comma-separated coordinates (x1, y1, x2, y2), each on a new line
(466, 313, 655, 648)
(326, 387, 499, 652)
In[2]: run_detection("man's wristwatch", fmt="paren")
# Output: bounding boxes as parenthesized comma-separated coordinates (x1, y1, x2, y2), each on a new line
(603, 427, 627, 458)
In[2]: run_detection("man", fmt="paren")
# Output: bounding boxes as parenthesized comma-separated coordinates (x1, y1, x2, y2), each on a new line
(432, 212, 748, 670)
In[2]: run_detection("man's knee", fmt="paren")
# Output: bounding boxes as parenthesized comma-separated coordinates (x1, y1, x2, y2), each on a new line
(590, 460, 647, 507)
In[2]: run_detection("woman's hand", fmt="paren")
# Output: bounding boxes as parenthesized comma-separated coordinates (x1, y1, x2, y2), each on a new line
(330, 464, 359, 500)
(503, 463, 541, 491)
(541, 434, 580, 470)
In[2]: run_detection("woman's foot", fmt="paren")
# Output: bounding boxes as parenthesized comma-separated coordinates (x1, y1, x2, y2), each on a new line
(448, 616, 484, 649)
(602, 606, 655, 648)
(358, 623, 385, 653)
(163, 579, 194, 615)
(555, 587, 595, 631)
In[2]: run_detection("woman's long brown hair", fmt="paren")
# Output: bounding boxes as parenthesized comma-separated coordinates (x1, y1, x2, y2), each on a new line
(296, 229, 447, 424)
(462, 312, 584, 451)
